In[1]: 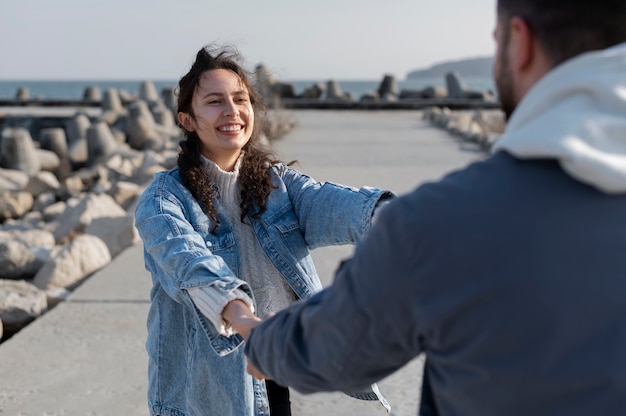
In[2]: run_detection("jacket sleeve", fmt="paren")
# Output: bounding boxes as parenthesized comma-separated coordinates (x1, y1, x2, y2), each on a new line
(134, 173, 252, 308)
(245, 195, 423, 394)
(277, 165, 395, 249)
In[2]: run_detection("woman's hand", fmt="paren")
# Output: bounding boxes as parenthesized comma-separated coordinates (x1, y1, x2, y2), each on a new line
(222, 299, 261, 340)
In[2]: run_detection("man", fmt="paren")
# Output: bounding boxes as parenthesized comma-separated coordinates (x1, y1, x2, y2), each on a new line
(238, 0, 626, 414)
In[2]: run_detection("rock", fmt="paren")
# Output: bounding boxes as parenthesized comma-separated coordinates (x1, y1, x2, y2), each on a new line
(35, 148, 61, 173)
(0, 190, 34, 222)
(161, 87, 177, 113)
(15, 87, 29, 100)
(101, 89, 125, 125)
(83, 86, 102, 101)
(445, 71, 492, 100)
(359, 91, 379, 102)
(53, 193, 126, 243)
(0, 279, 47, 335)
(104, 153, 135, 179)
(24, 171, 61, 197)
(109, 181, 142, 210)
(126, 101, 162, 150)
(421, 86, 447, 99)
(377, 74, 398, 100)
(273, 82, 296, 99)
(255, 64, 277, 106)
(39, 128, 72, 180)
(85, 214, 139, 257)
(103, 88, 124, 113)
(0, 239, 44, 280)
(33, 191, 58, 213)
(300, 83, 325, 99)
(151, 104, 175, 128)
(65, 112, 91, 147)
(86, 121, 119, 167)
(0, 168, 29, 192)
(32, 234, 111, 291)
(42, 200, 67, 222)
(56, 175, 85, 201)
(139, 81, 159, 104)
(325, 80, 344, 101)
(0, 127, 41, 175)
(0, 228, 56, 249)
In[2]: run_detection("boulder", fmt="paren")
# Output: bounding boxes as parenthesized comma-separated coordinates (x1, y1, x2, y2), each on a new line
(0, 190, 34, 222)
(32, 234, 111, 291)
(86, 121, 119, 167)
(0, 127, 41, 175)
(0, 168, 29, 192)
(139, 80, 159, 104)
(0, 239, 44, 280)
(83, 86, 102, 101)
(24, 171, 61, 197)
(85, 214, 139, 257)
(377, 74, 398, 100)
(53, 193, 126, 243)
(0, 279, 47, 335)
(39, 128, 72, 180)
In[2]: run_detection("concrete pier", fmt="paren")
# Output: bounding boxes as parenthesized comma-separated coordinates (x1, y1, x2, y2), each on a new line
(0, 110, 485, 415)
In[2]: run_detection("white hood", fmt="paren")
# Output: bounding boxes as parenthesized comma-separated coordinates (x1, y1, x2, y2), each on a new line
(492, 42, 626, 194)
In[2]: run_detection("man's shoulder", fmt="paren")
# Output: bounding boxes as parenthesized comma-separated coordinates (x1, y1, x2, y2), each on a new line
(406, 152, 517, 201)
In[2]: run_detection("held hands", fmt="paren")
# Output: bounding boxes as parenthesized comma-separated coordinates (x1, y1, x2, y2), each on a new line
(223, 300, 275, 380)
(244, 311, 276, 380)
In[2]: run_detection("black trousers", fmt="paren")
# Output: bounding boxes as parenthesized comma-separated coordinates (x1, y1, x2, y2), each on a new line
(265, 380, 292, 416)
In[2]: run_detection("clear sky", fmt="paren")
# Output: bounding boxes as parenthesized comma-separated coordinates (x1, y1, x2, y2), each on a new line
(0, 0, 497, 81)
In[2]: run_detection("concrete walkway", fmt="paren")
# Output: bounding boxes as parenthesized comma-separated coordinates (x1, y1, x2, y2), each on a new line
(0, 110, 485, 416)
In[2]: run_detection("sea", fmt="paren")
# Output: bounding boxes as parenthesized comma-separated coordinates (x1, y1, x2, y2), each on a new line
(0, 76, 495, 101)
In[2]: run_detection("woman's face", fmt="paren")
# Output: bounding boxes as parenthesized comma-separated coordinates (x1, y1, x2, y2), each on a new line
(178, 68, 254, 171)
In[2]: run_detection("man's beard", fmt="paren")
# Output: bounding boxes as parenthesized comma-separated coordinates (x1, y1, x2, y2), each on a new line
(494, 27, 517, 121)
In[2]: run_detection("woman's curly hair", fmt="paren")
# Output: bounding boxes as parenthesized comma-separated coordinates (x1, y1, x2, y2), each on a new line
(176, 45, 282, 232)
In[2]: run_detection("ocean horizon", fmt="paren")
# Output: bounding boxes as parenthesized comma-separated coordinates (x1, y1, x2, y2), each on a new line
(0, 76, 495, 102)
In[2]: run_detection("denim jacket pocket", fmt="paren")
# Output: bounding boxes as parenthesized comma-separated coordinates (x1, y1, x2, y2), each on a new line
(193, 302, 245, 357)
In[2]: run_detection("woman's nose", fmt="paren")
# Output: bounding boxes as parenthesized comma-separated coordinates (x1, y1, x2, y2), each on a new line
(223, 100, 239, 117)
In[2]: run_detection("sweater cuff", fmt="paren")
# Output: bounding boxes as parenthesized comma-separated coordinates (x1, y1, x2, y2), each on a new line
(188, 285, 255, 336)
(371, 192, 394, 224)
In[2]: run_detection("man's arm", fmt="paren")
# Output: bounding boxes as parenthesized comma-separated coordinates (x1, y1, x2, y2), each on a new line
(245, 196, 424, 393)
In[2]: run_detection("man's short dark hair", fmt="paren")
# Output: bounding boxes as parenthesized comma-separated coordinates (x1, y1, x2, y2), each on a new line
(497, 0, 626, 66)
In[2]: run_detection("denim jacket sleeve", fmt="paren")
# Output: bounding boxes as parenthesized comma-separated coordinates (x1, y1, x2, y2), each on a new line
(275, 165, 394, 249)
(134, 170, 253, 308)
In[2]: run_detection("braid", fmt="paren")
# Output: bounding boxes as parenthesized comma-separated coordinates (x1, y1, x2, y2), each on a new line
(177, 134, 221, 232)
(239, 142, 281, 222)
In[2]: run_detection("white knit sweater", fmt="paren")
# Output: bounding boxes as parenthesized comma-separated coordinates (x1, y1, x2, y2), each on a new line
(187, 154, 296, 336)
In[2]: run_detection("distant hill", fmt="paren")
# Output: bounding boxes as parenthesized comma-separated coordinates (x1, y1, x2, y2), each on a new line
(407, 56, 494, 79)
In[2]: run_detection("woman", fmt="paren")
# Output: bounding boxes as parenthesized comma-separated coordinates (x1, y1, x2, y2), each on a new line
(134, 45, 393, 416)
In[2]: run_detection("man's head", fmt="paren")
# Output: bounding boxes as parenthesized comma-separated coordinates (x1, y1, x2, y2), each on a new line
(493, 0, 626, 118)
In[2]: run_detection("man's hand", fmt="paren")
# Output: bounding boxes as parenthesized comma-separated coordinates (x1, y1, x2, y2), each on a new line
(247, 359, 267, 380)
(244, 311, 276, 380)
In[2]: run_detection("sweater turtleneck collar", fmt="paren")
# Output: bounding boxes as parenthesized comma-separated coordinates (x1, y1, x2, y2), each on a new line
(200, 152, 244, 206)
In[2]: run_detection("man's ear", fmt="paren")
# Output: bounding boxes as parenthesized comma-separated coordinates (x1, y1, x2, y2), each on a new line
(178, 112, 194, 131)
(508, 16, 535, 72)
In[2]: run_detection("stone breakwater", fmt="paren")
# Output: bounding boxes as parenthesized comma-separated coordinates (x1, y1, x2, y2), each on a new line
(422, 106, 507, 152)
(0, 80, 292, 342)
(1, 70, 499, 112)
(255, 65, 499, 110)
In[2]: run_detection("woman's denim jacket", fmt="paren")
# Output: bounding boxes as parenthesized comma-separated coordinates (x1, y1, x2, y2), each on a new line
(134, 164, 392, 416)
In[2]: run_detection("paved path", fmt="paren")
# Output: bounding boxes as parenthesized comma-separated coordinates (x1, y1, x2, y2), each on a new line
(0, 110, 484, 416)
